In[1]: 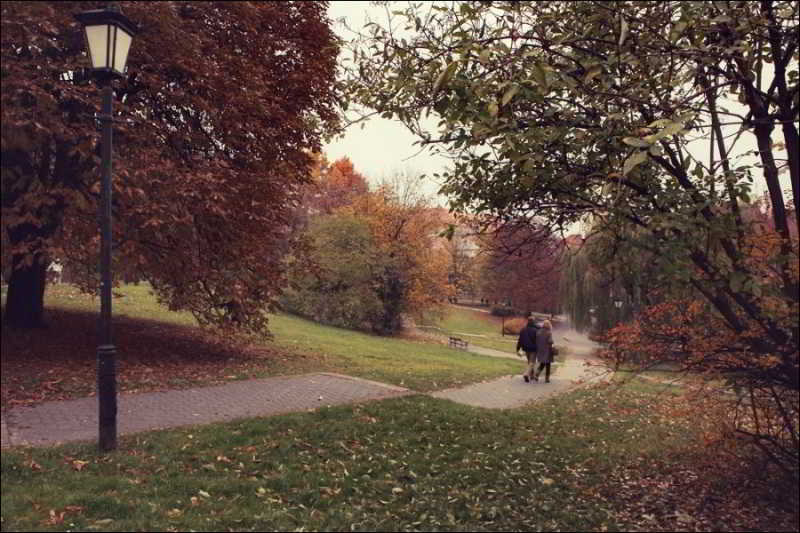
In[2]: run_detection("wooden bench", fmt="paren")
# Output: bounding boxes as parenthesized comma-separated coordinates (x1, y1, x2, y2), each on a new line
(449, 336, 468, 350)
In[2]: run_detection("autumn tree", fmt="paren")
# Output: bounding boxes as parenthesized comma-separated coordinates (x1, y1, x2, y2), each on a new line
(304, 155, 370, 216)
(281, 213, 385, 330)
(286, 167, 450, 334)
(475, 221, 563, 314)
(603, 219, 799, 475)
(348, 1, 798, 471)
(347, 174, 451, 333)
(1, 1, 340, 334)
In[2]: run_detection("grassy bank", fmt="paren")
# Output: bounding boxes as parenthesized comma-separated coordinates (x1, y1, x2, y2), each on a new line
(1, 284, 521, 408)
(2, 382, 794, 532)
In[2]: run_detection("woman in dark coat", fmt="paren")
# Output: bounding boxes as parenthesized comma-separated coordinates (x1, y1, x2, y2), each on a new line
(534, 320, 554, 383)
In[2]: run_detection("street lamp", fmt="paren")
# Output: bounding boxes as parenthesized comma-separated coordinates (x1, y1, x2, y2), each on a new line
(75, 2, 137, 452)
(613, 298, 623, 328)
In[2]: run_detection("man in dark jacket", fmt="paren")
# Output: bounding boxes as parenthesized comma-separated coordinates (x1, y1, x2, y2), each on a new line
(516, 317, 539, 382)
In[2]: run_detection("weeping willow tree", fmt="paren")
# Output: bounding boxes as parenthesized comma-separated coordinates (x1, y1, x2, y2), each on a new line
(563, 214, 720, 334)
(562, 228, 650, 334)
(562, 240, 620, 333)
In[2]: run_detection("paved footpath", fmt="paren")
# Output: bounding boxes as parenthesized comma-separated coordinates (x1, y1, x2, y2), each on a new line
(433, 328, 610, 408)
(1, 373, 410, 449)
(1, 330, 608, 449)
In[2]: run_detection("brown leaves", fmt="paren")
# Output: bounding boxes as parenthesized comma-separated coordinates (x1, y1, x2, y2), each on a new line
(43, 505, 84, 526)
(3, 1, 341, 338)
(0, 305, 301, 410)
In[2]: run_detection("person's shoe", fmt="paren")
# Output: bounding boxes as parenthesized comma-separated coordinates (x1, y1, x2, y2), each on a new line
(532, 373, 539, 382)
(545, 378, 550, 383)
(523, 375, 530, 383)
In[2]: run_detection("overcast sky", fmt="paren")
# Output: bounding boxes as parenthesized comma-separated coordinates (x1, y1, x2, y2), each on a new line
(323, 1, 450, 201)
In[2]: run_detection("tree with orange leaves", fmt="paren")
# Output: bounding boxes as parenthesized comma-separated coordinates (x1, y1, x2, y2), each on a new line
(284, 167, 450, 334)
(346, 175, 451, 332)
(602, 218, 798, 477)
(304, 155, 369, 216)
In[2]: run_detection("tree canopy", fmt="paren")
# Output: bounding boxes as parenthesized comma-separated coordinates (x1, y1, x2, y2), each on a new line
(1, 1, 340, 334)
(284, 166, 451, 334)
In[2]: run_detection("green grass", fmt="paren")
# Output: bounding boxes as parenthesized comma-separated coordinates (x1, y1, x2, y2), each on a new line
(418, 306, 569, 373)
(35, 284, 522, 393)
(266, 313, 521, 392)
(419, 306, 524, 353)
(43, 283, 198, 327)
(1, 383, 709, 532)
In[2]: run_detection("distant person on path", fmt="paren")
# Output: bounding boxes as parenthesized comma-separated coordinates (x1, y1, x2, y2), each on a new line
(516, 317, 539, 383)
(533, 320, 555, 383)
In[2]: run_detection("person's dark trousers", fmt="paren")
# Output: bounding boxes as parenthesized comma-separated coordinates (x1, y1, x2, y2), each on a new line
(536, 362, 551, 382)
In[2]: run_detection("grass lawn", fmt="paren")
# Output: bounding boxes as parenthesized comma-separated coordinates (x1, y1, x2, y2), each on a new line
(418, 305, 519, 353)
(1, 284, 521, 408)
(2, 381, 795, 532)
(266, 313, 520, 392)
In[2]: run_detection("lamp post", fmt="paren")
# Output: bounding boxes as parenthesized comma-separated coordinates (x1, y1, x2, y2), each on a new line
(613, 298, 623, 327)
(75, 2, 137, 452)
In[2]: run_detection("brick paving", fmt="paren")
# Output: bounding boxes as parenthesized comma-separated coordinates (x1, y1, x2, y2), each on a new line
(0, 329, 608, 449)
(1, 373, 410, 448)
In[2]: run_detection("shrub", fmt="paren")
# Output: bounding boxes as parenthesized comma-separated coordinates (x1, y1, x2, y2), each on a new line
(502, 317, 527, 336)
(490, 305, 517, 317)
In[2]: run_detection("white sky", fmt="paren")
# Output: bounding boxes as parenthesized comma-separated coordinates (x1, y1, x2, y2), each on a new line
(324, 1, 790, 211)
(324, 2, 450, 202)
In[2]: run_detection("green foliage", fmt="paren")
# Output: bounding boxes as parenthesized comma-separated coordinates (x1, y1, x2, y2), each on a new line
(348, 1, 798, 364)
(282, 214, 385, 332)
(348, 0, 798, 340)
(349, 0, 799, 474)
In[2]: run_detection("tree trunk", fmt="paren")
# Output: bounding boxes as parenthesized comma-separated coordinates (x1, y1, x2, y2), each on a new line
(4, 252, 48, 328)
(3, 221, 54, 329)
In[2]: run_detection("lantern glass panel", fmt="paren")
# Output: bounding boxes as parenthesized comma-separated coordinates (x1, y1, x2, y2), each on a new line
(84, 24, 111, 69)
(112, 27, 132, 74)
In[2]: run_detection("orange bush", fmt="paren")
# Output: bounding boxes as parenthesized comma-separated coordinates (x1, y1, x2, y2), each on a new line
(502, 317, 527, 336)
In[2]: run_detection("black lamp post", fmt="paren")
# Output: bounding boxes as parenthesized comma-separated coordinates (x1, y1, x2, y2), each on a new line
(75, 2, 137, 452)
(613, 298, 623, 327)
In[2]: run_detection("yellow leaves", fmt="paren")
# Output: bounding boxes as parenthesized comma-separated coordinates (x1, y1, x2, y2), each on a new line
(71, 459, 89, 471)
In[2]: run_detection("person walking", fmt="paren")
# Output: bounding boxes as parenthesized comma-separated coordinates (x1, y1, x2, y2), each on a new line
(516, 317, 539, 382)
(533, 320, 555, 383)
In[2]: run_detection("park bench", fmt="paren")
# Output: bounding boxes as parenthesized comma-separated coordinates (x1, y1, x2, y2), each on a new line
(449, 336, 468, 350)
